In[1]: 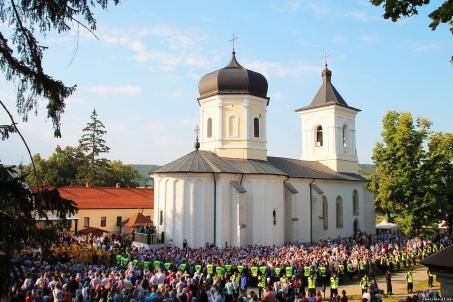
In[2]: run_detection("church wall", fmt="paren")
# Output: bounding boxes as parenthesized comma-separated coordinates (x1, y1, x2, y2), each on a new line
(288, 179, 375, 243)
(242, 175, 285, 246)
(153, 173, 215, 248)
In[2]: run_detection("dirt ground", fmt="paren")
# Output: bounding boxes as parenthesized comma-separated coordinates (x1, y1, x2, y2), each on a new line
(340, 265, 440, 301)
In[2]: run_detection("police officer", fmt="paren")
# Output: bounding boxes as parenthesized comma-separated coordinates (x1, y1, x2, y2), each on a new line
(319, 263, 327, 291)
(385, 270, 392, 295)
(308, 273, 316, 296)
(347, 262, 355, 280)
(406, 269, 414, 294)
(338, 262, 345, 284)
(360, 274, 369, 295)
(330, 273, 339, 300)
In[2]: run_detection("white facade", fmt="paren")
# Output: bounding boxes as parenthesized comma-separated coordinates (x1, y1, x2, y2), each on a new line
(199, 94, 268, 160)
(299, 105, 359, 174)
(153, 173, 375, 248)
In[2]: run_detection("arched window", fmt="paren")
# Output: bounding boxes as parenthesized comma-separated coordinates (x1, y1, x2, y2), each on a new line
(316, 125, 323, 146)
(207, 118, 212, 138)
(272, 209, 277, 225)
(228, 115, 238, 137)
(253, 117, 260, 138)
(353, 190, 359, 216)
(322, 196, 328, 230)
(336, 196, 343, 228)
(342, 124, 348, 149)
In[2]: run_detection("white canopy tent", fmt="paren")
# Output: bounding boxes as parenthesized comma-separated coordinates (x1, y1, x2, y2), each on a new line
(376, 219, 398, 231)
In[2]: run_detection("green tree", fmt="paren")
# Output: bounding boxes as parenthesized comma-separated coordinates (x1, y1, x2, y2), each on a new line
(108, 160, 141, 187)
(0, 0, 118, 294)
(424, 132, 453, 233)
(25, 146, 86, 186)
(370, 111, 431, 233)
(370, 0, 453, 63)
(78, 109, 111, 186)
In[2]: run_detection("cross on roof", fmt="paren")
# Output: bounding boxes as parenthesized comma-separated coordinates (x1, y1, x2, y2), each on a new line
(323, 51, 329, 67)
(194, 124, 199, 138)
(230, 33, 238, 52)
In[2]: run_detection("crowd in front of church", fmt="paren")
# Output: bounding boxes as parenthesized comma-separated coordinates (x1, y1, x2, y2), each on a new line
(7, 231, 451, 302)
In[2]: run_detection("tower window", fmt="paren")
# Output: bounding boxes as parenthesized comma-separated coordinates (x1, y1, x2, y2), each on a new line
(342, 124, 348, 149)
(272, 209, 277, 225)
(159, 210, 163, 225)
(207, 118, 212, 138)
(336, 196, 343, 229)
(253, 117, 259, 138)
(316, 126, 323, 146)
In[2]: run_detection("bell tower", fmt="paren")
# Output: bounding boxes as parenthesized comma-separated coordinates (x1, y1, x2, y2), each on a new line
(197, 51, 270, 160)
(295, 65, 360, 174)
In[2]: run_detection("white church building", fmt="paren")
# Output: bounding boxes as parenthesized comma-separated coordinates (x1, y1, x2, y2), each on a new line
(152, 51, 375, 248)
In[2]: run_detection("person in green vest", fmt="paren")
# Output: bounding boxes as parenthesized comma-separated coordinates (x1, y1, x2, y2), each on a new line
(285, 266, 292, 278)
(207, 263, 214, 275)
(307, 273, 316, 295)
(337, 263, 345, 284)
(358, 260, 366, 277)
(406, 269, 414, 293)
(347, 262, 355, 280)
(225, 264, 232, 275)
(329, 273, 339, 300)
(257, 275, 266, 299)
(360, 274, 368, 294)
(164, 262, 171, 271)
(251, 266, 258, 278)
(303, 264, 311, 290)
(274, 267, 282, 278)
(318, 264, 327, 291)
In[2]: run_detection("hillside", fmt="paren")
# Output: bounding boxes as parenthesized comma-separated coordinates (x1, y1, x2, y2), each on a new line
(132, 164, 160, 187)
(358, 164, 375, 179)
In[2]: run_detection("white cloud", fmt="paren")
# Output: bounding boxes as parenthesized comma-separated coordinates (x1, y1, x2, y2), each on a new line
(345, 11, 379, 22)
(413, 41, 443, 52)
(98, 25, 210, 72)
(245, 60, 319, 79)
(360, 35, 379, 43)
(273, 0, 332, 15)
(85, 85, 142, 96)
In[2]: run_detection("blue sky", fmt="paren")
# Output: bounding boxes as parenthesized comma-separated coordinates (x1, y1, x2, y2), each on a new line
(1, 0, 452, 165)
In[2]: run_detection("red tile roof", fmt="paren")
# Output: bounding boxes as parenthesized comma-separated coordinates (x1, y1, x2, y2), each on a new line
(35, 186, 154, 209)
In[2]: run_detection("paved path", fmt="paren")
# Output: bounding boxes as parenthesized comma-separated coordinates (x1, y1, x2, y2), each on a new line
(339, 265, 439, 301)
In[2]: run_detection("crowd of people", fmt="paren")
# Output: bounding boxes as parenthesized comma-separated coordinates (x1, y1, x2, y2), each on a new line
(8, 231, 452, 302)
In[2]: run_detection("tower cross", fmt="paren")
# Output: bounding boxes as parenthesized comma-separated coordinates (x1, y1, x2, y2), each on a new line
(193, 124, 200, 150)
(323, 51, 329, 67)
(230, 33, 238, 52)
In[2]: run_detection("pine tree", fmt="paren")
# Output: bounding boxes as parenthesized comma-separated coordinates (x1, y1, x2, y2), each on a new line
(78, 109, 111, 186)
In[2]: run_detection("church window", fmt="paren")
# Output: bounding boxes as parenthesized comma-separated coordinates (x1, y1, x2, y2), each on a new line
(272, 209, 277, 225)
(228, 115, 238, 137)
(353, 190, 359, 216)
(316, 126, 323, 146)
(207, 118, 212, 138)
(159, 210, 163, 225)
(253, 117, 260, 138)
(342, 125, 348, 149)
(322, 196, 328, 230)
(336, 196, 343, 228)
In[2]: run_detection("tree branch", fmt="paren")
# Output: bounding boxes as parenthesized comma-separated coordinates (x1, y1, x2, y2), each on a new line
(0, 99, 39, 186)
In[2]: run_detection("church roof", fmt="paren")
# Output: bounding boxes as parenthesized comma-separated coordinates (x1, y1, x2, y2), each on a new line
(198, 52, 269, 100)
(153, 150, 364, 181)
(295, 65, 360, 112)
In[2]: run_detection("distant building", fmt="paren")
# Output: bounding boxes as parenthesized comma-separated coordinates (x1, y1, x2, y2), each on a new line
(422, 245, 453, 297)
(36, 185, 154, 234)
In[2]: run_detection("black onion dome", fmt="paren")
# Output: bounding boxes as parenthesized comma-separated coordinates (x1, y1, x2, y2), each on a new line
(198, 52, 269, 100)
